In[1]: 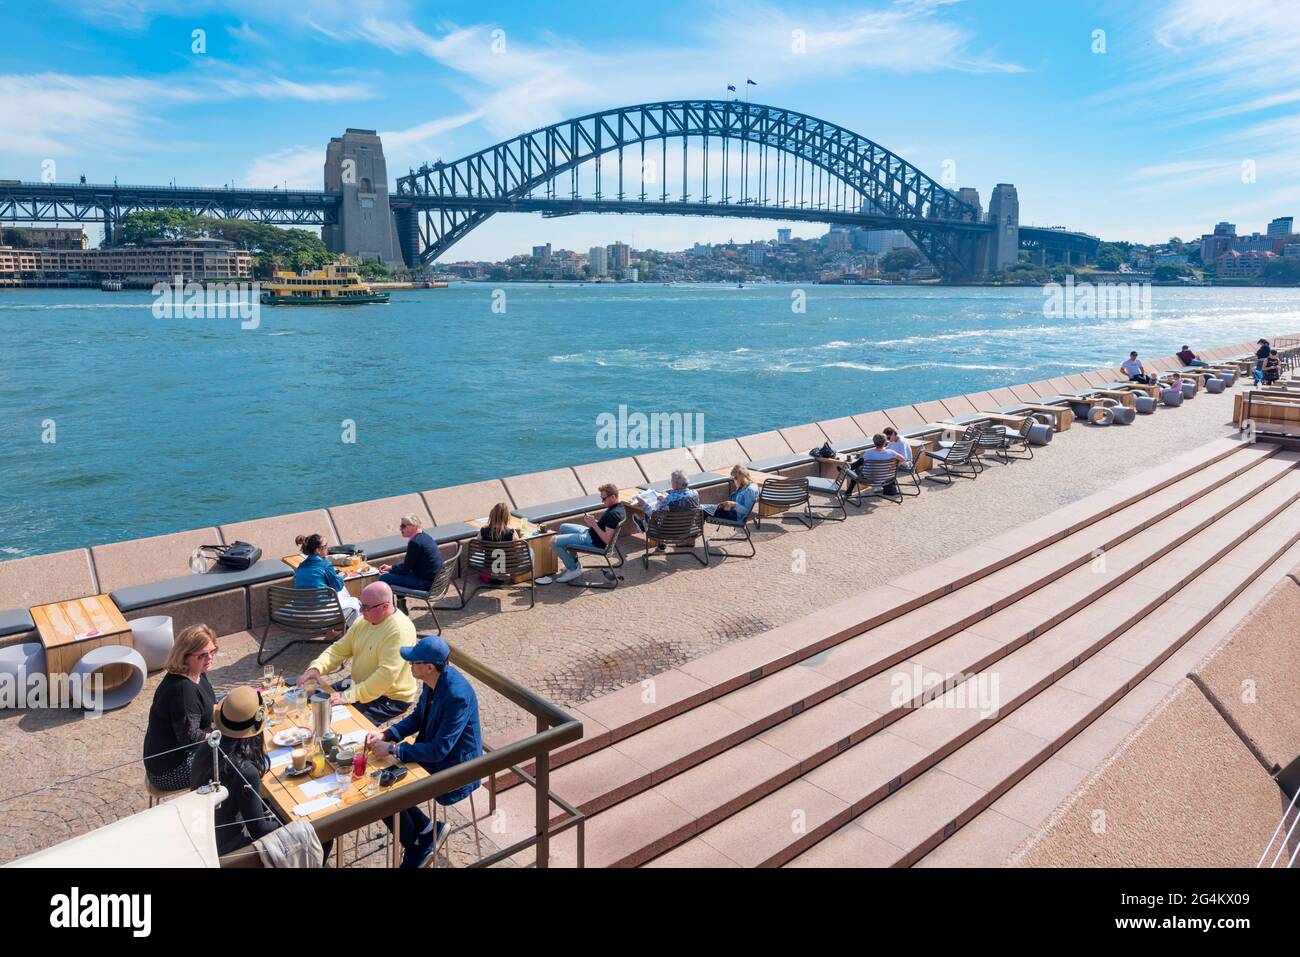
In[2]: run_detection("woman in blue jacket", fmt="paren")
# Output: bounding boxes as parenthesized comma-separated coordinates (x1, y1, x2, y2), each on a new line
(293, 533, 361, 625)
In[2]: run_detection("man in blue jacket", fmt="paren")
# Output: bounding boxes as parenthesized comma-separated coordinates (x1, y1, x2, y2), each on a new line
(366, 634, 482, 868)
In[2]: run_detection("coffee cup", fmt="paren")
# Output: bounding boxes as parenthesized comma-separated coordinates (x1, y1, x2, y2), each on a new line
(291, 748, 307, 771)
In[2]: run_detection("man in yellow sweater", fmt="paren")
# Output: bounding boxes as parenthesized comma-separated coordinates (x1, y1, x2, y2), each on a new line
(297, 581, 420, 725)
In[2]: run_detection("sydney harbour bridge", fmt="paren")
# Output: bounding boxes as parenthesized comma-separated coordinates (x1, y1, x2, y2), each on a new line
(0, 100, 1098, 281)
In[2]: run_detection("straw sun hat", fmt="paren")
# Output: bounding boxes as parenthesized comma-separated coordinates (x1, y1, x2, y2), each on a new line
(213, 686, 266, 739)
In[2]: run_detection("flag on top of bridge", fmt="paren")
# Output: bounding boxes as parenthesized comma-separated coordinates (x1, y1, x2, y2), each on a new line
(746, 78, 757, 85)
(727, 84, 736, 92)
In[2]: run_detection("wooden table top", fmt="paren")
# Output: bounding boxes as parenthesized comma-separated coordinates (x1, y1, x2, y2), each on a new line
(260, 684, 429, 827)
(281, 553, 380, 581)
(30, 594, 130, 649)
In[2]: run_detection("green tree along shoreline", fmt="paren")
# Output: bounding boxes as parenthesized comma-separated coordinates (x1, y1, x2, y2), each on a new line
(117, 210, 393, 280)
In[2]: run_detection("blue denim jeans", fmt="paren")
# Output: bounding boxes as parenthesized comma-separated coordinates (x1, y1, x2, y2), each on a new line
(1188, 359, 1207, 367)
(379, 571, 432, 593)
(553, 523, 592, 572)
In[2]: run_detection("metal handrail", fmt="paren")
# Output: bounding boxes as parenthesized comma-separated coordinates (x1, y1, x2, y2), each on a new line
(1258, 786, 1300, 867)
(220, 643, 584, 868)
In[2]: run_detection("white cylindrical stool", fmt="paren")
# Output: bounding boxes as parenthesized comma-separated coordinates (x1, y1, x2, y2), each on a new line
(130, 615, 174, 672)
(1205, 377, 1226, 394)
(0, 642, 46, 684)
(1089, 406, 1115, 426)
(1135, 395, 1158, 414)
(1181, 381, 1196, 399)
(1110, 405, 1136, 425)
(1219, 370, 1237, 386)
(72, 645, 147, 711)
(1162, 388, 1184, 407)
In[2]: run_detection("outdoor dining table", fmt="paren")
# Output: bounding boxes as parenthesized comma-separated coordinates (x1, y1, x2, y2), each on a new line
(281, 553, 380, 599)
(466, 514, 558, 580)
(29, 594, 135, 687)
(259, 680, 430, 867)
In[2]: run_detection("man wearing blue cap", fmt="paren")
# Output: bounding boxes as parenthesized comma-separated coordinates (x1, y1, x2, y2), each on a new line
(366, 634, 483, 869)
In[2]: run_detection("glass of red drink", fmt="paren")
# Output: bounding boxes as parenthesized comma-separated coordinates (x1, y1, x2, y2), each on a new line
(352, 749, 367, 780)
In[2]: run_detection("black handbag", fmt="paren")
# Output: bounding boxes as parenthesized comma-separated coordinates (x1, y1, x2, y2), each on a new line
(810, 442, 835, 458)
(199, 541, 263, 571)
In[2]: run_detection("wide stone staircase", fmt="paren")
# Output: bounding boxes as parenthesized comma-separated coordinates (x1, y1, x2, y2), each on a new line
(464, 437, 1300, 867)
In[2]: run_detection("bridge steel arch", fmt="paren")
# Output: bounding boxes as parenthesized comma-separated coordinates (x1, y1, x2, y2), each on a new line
(396, 100, 988, 280)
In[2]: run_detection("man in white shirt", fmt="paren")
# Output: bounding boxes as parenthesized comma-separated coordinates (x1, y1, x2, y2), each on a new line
(1121, 351, 1155, 385)
(883, 427, 913, 467)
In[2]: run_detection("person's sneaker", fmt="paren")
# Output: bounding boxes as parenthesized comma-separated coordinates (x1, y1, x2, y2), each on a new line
(556, 567, 583, 583)
(535, 575, 555, 585)
(400, 828, 436, 870)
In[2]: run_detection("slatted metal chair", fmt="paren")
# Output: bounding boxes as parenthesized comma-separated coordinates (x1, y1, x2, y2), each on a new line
(1000, 414, 1036, 461)
(389, 542, 463, 633)
(705, 502, 757, 559)
(563, 512, 628, 588)
(848, 458, 903, 505)
(643, 507, 709, 568)
(925, 433, 979, 484)
(754, 477, 813, 528)
(259, 585, 348, 665)
(807, 467, 850, 521)
(458, 538, 537, 609)
(937, 425, 983, 472)
(972, 425, 1006, 470)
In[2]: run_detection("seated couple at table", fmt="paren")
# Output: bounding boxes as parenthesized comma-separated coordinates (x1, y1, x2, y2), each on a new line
(845, 432, 909, 497)
(376, 514, 444, 603)
(644, 467, 758, 523)
(293, 532, 361, 625)
(539, 483, 625, 584)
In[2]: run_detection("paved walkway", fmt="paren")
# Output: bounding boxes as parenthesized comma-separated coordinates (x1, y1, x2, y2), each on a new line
(0, 393, 1244, 865)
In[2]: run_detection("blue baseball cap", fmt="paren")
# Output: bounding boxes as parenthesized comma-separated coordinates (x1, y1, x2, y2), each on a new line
(400, 634, 451, 668)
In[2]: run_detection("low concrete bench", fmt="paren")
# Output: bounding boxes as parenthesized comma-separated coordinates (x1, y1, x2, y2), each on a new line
(110, 558, 294, 613)
(355, 524, 479, 559)
(745, 453, 814, 473)
(640, 473, 733, 493)
(0, 608, 36, 640)
(511, 495, 604, 524)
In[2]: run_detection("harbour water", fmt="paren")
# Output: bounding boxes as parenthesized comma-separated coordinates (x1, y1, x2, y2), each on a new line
(3, 282, 1298, 558)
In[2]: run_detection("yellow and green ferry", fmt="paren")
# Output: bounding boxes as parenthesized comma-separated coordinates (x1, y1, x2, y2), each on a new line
(260, 262, 390, 305)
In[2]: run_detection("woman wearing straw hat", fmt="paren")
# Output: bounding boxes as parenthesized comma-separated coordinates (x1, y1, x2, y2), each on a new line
(191, 685, 284, 855)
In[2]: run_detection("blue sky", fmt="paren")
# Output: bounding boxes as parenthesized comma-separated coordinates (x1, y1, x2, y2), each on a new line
(2, 0, 1298, 259)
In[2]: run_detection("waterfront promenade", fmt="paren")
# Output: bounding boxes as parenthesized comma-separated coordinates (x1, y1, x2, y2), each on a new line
(0, 348, 1280, 868)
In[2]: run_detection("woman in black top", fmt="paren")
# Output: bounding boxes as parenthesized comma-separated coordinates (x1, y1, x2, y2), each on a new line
(142, 624, 218, 791)
(190, 685, 282, 855)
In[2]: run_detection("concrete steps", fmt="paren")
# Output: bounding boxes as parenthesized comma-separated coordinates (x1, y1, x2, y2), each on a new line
(464, 441, 1299, 867)
(648, 455, 1300, 867)
(784, 475, 1300, 867)
(912, 531, 1300, 868)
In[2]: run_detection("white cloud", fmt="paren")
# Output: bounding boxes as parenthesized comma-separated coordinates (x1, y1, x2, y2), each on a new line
(274, 1, 1028, 138)
(0, 68, 376, 162)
